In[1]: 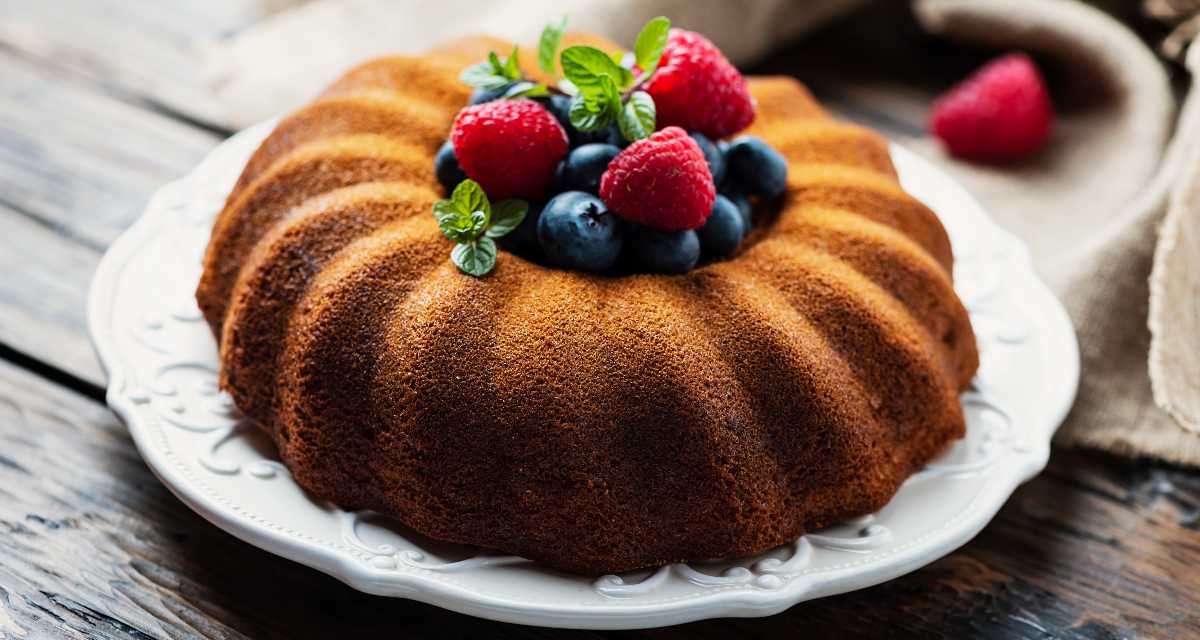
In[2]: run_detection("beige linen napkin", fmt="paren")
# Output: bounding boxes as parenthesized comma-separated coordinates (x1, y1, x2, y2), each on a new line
(911, 0, 1200, 464)
(203, 0, 1200, 465)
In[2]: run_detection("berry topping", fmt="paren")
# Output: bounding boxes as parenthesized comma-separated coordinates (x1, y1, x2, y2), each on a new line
(689, 132, 725, 184)
(731, 194, 753, 230)
(698, 195, 745, 259)
(560, 143, 622, 194)
(451, 98, 568, 200)
(537, 191, 625, 273)
(929, 53, 1053, 163)
(439, 17, 786, 275)
(645, 29, 756, 139)
(599, 126, 716, 232)
(724, 136, 788, 199)
(434, 141, 466, 191)
(630, 227, 701, 274)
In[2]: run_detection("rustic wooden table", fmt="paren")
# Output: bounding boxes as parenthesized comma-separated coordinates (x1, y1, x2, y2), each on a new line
(0, 2, 1196, 638)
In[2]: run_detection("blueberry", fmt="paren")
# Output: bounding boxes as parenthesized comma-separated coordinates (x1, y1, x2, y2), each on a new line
(469, 85, 510, 105)
(434, 141, 466, 192)
(630, 227, 700, 274)
(547, 93, 572, 125)
(548, 160, 567, 195)
(573, 125, 613, 147)
(698, 195, 745, 259)
(731, 194, 753, 230)
(502, 201, 543, 257)
(605, 125, 630, 149)
(690, 132, 726, 184)
(724, 136, 788, 199)
(560, 144, 621, 194)
(537, 192, 624, 273)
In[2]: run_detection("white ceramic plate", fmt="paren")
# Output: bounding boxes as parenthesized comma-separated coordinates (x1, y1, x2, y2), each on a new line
(88, 120, 1079, 630)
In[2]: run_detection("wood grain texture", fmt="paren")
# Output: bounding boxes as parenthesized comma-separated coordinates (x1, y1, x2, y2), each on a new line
(0, 204, 102, 386)
(0, 42, 218, 388)
(0, 49, 220, 249)
(0, 353, 1195, 639)
(0, 359, 623, 640)
(0, 0, 260, 129)
(0, 1, 1196, 637)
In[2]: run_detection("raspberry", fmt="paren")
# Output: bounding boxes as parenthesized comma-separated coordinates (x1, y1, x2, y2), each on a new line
(929, 53, 1054, 163)
(451, 99, 568, 199)
(645, 29, 756, 139)
(599, 126, 716, 232)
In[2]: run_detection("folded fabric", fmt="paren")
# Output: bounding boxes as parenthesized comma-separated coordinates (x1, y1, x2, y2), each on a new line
(201, 0, 1200, 465)
(913, 0, 1199, 464)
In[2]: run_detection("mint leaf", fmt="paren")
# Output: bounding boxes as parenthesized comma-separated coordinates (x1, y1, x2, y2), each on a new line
(560, 45, 627, 96)
(460, 60, 510, 90)
(568, 75, 620, 132)
(469, 209, 488, 237)
(599, 73, 623, 110)
(504, 81, 549, 98)
(486, 199, 528, 237)
(557, 77, 579, 96)
(569, 96, 610, 132)
(452, 236, 498, 276)
(634, 17, 670, 74)
(618, 91, 656, 142)
(538, 17, 567, 74)
(451, 179, 490, 224)
(435, 201, 477, 243)
(434, 198, 465, 230)
(503, 46, 521, 80)
(435, 180, 491, 242)
(437, 179, 503, 275)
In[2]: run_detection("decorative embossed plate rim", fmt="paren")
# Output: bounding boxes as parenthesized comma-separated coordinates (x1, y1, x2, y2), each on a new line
(88, 120, 1079, 630)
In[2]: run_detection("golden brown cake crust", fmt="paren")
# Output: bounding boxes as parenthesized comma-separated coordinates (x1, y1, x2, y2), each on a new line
(195, 35, 979, 575)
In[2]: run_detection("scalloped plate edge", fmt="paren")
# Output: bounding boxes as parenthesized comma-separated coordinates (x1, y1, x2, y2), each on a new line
(87, 125, 1080, 629)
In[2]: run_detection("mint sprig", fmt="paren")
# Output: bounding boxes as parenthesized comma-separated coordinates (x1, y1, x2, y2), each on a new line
(560, 45, 631, 95)
(618, 91, 656, 141)
(434, 179, 527, 276)
(460, 46, 524, 90)
(633, 17, 670, 77)
(456, 16, 670, 142)
(557, 16, 669, 140)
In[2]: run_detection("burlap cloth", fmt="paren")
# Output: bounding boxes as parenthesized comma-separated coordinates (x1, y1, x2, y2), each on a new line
(203, 0, 1200, 466)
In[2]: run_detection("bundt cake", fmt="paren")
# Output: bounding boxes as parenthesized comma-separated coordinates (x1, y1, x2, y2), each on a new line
(196, 32, 979, 575)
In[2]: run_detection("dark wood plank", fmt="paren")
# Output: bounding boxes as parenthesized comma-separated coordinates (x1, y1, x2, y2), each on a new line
(0, 40, 224, 386)
(0, 2, 1195, 637)
(0, 48, 221, 250)
(0, 0, 261, 129)
(0, 358, 611, 640)
(0, 348, 1195, 639)
(629, 455, 1200, 639)
(0, 203, 102, 387)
